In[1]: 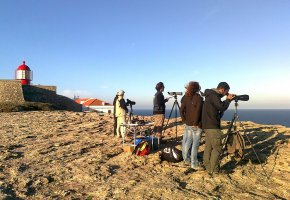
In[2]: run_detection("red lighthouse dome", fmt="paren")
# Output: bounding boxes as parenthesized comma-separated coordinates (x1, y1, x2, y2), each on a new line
(15, 61, 33, 85)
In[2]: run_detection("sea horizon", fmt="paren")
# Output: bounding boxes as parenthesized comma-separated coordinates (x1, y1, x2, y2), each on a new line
(132, 108, 290, 127)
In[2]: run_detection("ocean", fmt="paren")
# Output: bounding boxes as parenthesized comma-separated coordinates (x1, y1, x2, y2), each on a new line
(133, 109, 290, 127)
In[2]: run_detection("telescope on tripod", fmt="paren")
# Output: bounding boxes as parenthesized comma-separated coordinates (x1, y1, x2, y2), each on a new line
(217, 94, 270, 179)
(162, 92, 183, 140)
(126, 99, 136, 122)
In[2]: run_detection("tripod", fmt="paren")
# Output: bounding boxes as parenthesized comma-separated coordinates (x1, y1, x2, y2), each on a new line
(219, 100, 270, 179)
(163, 94, 181, 140)
(128, 104, 134, 123)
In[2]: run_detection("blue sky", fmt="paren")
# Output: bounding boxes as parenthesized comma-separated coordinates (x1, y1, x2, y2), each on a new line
(1, 0, 289, 109)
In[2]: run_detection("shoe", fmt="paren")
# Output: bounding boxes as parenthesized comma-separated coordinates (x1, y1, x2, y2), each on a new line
(199, 163, 207, 171)
(207, 172, 214, 178)
(183, 161, 191, 167)
(191, 165, 204, 171)
(191, 162, 204, 171)
(160, 139, 167, 144)
(217, 169, 227, 174)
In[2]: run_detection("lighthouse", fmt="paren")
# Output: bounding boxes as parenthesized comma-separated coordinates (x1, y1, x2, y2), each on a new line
(15, 61, 33, 85)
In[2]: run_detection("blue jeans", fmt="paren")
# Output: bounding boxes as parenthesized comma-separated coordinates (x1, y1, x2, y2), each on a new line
(182, 125, 202, 167)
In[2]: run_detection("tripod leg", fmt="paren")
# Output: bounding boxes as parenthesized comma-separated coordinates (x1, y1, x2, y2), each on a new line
(215, 113, 270, 180)
(239, 120, 270, 180)
(162, 100, 181, 142)
(162, 101, 175, 135)
(175, 101, 181, 141)
(176, 101, 181, 110)
(113, 117, 117, 136)
(175, 101, 178, 140)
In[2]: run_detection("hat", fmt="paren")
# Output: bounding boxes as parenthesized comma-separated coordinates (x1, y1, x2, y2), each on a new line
(117, 90, 125, 96)
(217, 82, 230, 90)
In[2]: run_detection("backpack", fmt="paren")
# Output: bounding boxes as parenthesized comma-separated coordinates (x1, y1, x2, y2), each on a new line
(226, 131, 245, 161)
(160, 146, 183, 163)
(132, 140, 150, 156)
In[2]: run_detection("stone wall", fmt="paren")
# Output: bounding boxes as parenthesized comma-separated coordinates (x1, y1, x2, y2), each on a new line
(0, 80, 25, 103)
(32, 85, 57, 92)
(22, 85, 82, 112)
(22, 85, 57, 102)
(0, 80, 81, 112)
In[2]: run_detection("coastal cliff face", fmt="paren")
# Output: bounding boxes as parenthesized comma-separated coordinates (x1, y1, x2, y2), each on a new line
(0, 111, 289, 199)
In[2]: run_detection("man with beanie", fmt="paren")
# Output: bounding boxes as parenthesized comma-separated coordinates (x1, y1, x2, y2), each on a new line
(202, 82, 235, 176)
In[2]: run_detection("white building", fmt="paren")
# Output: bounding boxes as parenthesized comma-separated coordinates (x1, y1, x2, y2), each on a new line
(75, 98, 114, 113)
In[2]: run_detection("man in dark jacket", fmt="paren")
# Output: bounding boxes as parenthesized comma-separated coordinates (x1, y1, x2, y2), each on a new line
(153, 82, 171, 141)
(202, 82, 235, 175)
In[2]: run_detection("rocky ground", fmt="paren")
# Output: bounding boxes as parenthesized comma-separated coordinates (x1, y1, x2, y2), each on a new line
(0, 111, 289, 200)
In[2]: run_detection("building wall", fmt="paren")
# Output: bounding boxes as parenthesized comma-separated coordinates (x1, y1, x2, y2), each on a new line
(88, 106, 114, 113)
(0, 80, 25, 103)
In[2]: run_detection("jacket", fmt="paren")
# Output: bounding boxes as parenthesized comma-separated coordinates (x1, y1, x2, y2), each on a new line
(202, 89, 231, 129)
(115, 96, 128, 117)
(180, 93, 203, 128)
(153, 91, 168, 115)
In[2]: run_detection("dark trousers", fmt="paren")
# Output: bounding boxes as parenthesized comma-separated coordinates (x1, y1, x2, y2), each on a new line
(203, 129, 223, 173)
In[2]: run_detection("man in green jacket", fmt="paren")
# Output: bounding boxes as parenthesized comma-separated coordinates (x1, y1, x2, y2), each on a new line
(202, 82, 235, 175)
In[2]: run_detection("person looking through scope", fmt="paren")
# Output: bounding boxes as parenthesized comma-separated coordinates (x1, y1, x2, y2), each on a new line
(114, 90, 128, 138)
(153, 82, 171, 142)
(202, 82, 235, 176)
(180, 81, 203, 169)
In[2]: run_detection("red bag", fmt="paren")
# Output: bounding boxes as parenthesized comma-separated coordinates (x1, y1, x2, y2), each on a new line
(133, 140, 150, 156)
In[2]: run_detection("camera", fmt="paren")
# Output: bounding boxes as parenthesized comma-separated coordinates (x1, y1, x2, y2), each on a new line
(126, 99, 136, 106)
(234, 95, 249, 101)
(168, 92, 183, 96)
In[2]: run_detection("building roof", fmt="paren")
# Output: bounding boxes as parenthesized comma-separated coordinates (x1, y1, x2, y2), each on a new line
(75, 98, 112, 107)
(17, 61, 31, 71)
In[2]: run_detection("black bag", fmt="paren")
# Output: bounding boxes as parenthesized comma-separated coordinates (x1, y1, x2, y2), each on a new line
(160, 146, 183, 163)
(226, 131, 245, 161)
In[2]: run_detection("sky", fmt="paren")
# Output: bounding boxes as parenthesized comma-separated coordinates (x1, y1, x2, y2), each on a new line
(0, 0, 290, 109)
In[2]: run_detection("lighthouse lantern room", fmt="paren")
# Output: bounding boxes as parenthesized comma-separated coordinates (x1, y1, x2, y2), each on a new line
(15, 61, 33, 85)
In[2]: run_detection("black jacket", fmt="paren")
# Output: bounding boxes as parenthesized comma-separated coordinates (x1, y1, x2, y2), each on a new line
(153, 91, 168, 114)
(202, 89, 231, 129)
(180, 94, 203, 127)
